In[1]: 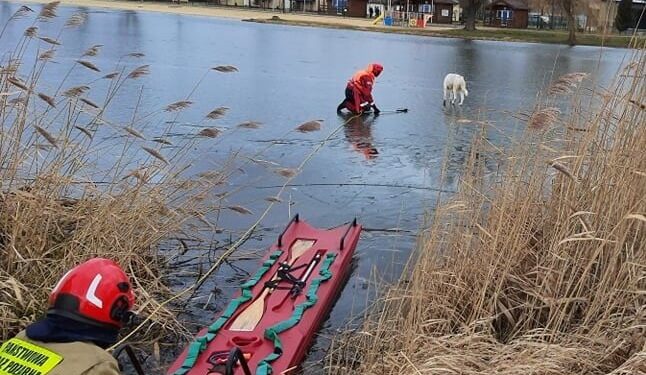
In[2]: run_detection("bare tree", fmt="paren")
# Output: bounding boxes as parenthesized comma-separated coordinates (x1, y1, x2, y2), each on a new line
(560, 0, 578, 45)
(529, 0, 552, 14)
(459, 0, 484, 31)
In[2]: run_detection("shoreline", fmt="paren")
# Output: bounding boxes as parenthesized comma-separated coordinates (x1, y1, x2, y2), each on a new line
(10, 0, 637, 48)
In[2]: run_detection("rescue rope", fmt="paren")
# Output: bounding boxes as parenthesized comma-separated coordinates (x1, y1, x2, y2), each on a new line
(109, 113, 362, 353)
(171, 250, 283, 375)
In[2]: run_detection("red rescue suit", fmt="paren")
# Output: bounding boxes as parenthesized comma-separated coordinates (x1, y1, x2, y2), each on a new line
(339, 63, 383, 114)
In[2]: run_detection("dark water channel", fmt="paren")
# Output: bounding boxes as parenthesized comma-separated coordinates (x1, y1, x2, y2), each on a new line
(0, 2, 629, 373)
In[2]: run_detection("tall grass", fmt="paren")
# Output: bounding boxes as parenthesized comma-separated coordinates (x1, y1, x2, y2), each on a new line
(0, 1, 238, 352)
(329, 47, 645, 374)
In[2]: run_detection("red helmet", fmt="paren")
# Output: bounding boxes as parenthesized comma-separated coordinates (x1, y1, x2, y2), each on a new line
(48, 258, 135, 328)
(368, 63, 383, 77)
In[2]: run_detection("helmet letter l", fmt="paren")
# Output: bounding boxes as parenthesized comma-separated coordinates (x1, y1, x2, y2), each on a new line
(86, 274, 104, 308)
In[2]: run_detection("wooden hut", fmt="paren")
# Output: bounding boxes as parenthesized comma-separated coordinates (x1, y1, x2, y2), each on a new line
(486, 0, 529, 28)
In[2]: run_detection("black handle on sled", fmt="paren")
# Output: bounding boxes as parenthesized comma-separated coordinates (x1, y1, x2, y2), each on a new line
(225, 347, 252, 375)
(277, 214, 300, 247)
(339, 218, 358, 250)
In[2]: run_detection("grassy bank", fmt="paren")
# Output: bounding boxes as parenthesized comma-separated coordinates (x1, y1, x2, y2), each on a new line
(247, 17, 639, 48)
(0, 1, 243, 357)
(328, 47, 645, 374)
(439, 28, 639, 48)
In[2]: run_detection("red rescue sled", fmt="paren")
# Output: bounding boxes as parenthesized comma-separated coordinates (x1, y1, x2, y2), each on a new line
(167, 215, 362, 375)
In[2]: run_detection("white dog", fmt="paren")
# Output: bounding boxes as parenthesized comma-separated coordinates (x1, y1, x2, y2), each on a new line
(443, 73, 469, 106)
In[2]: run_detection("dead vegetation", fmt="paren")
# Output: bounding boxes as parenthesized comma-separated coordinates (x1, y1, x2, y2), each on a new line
(329, 51, 645, 374)
(0, 1, 245, 353)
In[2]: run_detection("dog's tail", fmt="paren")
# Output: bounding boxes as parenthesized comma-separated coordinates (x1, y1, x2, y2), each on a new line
(464, 88, 469, 97)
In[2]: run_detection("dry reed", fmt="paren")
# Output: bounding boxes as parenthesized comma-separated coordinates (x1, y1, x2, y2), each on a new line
(124, 127, 146, 140)
(329, 50, 645, 375)
(38, 49, 55, 60)
(37, 1, 59, 21)
(127, 65, 150, 79)
(165, 100, 193, 112)
(81, 44, 103, 57)
(0, 6, 241, 360)
(274, 168, 297, 178)
(237, 121, 262, 129)
(142, 147, 169, 165)
(102, 72, 120, 79)
(76, 60, 100, 72)
(38, 36, 61, 45)
(10, 5, 34, 21)
(212, 65, 239, 73)
(62, 85, 89, 98)
(79, 97, 99, 109)
(206, 106, 229, 120)
(64, 12, 87, 28)
(197, 127, 221, 138)
(23, 26, 37, 38)
(227, 205, 253, 215)
(296, 120, 322, 132)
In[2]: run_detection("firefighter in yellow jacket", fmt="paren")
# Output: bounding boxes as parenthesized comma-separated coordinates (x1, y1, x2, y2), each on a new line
(0, 258, 135, 375)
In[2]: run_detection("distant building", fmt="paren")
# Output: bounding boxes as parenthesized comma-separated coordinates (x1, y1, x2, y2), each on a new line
(485, 0, 530, 28)
(431, 0, 458, 24)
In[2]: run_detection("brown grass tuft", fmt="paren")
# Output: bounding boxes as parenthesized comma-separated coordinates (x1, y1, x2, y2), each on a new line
(127, 65, 150, 79)
(165, 100, 193, 112)
(62, 85, 90, 98)
(38, 36, 61, 45)
(38, 49, 55, 60)
(124, 127, 146, 140)
(227, 205, 253, 215)
(549, 72, 588, 95)
(274, 168, 297, 178)
(64, 12, 87, 28)
(237, 121, 262, 129)
(206, 107, 229, 120)
(74, 126, 93, 139)
(102, 72, 120, 79)
(10, 5, 34, 21)
(37, 92, 56, 108)
(142, 146, 168, 165)
(528, 107, 560, 129)
(197, 128, 221, 138)
(212, 65, 239, 73)
(152, 138, 172, 145)
(550, 161, 578, 183)
(23, 26, 38, 38)
(80, 97, 100, 109)
(7, 77, 29, 91)
(296, 120, 322, 132)
(33, 126, 58, 147)
(82, 45, 103, 57)
(37, 1, 60, 21)
(76, 60, 100, 72)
